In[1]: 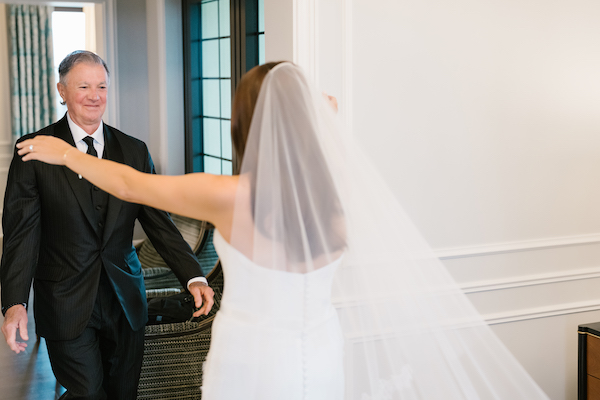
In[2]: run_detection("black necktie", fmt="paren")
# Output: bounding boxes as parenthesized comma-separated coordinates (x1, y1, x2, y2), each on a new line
(82, 135, 107, 229)
(83, 136, 97, 157)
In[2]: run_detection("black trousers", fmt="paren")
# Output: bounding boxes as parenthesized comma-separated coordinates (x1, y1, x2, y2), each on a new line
(46, 270, 145, 400)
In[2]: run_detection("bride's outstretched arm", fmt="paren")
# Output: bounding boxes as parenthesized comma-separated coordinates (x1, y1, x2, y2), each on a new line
(16, 136, 236, 226)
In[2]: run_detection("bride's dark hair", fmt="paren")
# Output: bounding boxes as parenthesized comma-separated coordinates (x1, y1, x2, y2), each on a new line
(231, 62, 346, 263)
(231, 61, 284, 173)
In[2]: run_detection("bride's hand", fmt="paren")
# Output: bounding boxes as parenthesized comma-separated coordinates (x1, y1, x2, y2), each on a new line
(16, 136, 74, 165)
(322, 92, 338, 112)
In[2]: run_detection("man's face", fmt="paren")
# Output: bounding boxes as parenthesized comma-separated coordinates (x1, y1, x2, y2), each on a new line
(57, 62, 109, 131)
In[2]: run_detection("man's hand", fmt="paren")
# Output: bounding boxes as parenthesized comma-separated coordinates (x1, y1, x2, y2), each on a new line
(189, 282, 215, 317)
(1, 305, 29, 354)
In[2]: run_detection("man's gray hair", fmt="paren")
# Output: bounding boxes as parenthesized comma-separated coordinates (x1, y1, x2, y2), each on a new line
(58, 50, 110, 86)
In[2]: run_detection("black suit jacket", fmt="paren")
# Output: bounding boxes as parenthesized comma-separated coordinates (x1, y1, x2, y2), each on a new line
(0, 115, 203, 340)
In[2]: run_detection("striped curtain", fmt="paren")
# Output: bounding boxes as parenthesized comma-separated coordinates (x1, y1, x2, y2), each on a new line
(7, 5, 56, 138)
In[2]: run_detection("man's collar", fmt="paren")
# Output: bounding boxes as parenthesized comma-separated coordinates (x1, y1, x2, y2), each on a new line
(66, 112, 104, 145)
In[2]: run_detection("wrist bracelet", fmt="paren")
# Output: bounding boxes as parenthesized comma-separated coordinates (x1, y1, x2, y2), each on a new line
(63, 147, 73, 162)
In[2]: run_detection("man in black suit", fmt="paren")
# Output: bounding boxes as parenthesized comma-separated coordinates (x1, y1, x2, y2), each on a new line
(0, 50, 214, 399)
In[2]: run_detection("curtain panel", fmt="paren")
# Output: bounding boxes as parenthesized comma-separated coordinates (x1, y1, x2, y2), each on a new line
(7, 5, 56, 138)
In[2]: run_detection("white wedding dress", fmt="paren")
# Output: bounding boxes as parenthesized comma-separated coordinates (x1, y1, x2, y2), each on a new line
(201, 230, 345, 400)
(201, 62, 549, 399)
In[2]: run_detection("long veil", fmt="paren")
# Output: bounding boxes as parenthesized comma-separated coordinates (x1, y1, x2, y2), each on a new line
(229, 63, 549, 399)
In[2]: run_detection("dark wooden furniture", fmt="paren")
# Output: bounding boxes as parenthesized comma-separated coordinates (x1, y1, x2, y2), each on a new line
(578, 322, 600, 399)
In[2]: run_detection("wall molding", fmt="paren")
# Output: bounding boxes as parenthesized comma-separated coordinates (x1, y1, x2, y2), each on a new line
(341, 0, 353, 135)
(293, 0, 317, 82)
(485, 300, 600, 325)
(97, 0, 119, 128)
(435, 232, 600, 260)
(106, 0, 119, 127)
(334, 296, 600, 327)
(146, 0, 168, 172)
(292, 0, 353, 132)
(461, 265, 600, 294)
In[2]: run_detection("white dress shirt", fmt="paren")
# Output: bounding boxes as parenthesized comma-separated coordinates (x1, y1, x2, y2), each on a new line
(67, 112, 104, 158)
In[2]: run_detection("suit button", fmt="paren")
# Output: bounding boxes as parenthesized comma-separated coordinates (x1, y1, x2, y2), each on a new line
(98, 222, 104, 228)
(93, 186, 99, 191)
(95, 205, 102, 210)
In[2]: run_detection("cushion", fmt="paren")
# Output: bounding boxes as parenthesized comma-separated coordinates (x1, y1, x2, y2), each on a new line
(138, 214, 206, 270)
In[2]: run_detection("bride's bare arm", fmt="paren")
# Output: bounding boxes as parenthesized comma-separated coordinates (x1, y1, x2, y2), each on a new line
(17, 136, 236, 227)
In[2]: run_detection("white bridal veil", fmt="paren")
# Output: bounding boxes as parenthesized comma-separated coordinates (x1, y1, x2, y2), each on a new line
(229, 62, 549, 399)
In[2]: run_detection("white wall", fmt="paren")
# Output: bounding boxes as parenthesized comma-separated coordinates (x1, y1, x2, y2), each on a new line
(0, 5, 14, 217)
(145, 0, 185, 176)
(115, 0, 150, 143)
(265, 0, 600, 398)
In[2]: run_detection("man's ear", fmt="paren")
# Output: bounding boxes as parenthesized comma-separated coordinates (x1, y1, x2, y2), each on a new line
(57, 83, 66, 105)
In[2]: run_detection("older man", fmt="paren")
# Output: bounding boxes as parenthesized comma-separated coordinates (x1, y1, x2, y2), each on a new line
(0, 50, 214, 400)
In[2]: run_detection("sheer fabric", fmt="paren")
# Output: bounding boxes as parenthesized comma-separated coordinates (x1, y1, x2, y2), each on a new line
(224, 63, 549, 399)
(7, 5, 56, 138)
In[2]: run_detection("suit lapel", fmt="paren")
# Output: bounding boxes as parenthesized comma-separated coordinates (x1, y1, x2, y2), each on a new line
(101, 125, 124, 244)
(56, 116, 100, 235)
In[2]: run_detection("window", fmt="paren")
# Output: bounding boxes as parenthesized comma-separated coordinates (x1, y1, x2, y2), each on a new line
(184, 0, 232, 175)
(183, 0, 265, 174)
(246, 0, 265, 68)
(51, 7, 86, 118)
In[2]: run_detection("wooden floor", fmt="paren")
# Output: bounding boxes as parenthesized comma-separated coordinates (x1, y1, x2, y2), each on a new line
(0, 291, 65, 400)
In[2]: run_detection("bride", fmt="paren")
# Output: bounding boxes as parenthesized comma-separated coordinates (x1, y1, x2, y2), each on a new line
(18, 62, 549, 399)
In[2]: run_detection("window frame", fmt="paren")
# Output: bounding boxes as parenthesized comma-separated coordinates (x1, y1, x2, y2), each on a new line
(182, 0, 263, 174)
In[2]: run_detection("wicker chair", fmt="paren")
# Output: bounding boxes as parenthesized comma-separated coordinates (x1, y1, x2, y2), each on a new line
(138, 215, 219, 289)
(136, 215, 224, 399)
(137, 261, 223, 400)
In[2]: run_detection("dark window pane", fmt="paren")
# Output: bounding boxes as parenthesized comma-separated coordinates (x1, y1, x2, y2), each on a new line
(192, 79, 201, 117)
(245, 36, 258, 69)
(203, 79, 220, 117)
(203, 118, 221, 157)
(245, 0, 258, 33)
(201, 1, 219, 39)
(258, 0, 264, 32)
(191, 41, 200, 79)
(192, 117, 202, 154)
(193, 155, 203, 172)
(244, 0, 261, 71)
(190, 4, 200, 41)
